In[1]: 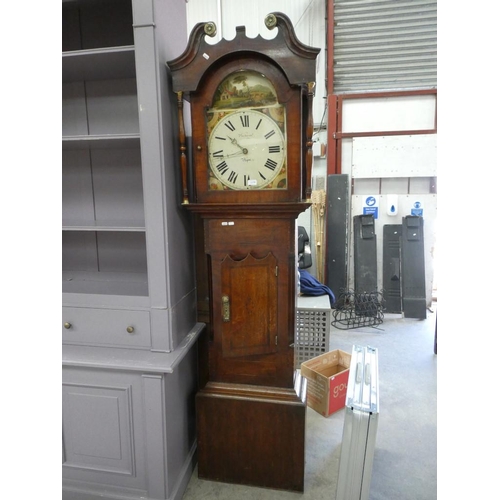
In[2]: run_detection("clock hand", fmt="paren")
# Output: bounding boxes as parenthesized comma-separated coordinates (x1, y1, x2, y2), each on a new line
(223, 151, 246, 159)
(228, 136, 241, 148)
(227, 136, 248, 154)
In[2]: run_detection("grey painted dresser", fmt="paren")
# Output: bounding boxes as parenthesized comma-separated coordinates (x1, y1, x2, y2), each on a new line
(62, 1, 202, 499)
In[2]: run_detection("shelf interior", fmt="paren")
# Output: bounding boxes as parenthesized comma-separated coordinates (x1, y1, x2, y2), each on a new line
(63, 46, 136, 83)
(63, 0, 134, 52)
(62, 270, 149, 297)
(62, 78, 140, 137)
(62, 0, 149, 301)
(62, 231, 149, 296)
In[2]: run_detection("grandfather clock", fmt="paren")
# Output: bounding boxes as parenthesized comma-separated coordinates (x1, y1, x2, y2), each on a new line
(167, 13, 319, 491)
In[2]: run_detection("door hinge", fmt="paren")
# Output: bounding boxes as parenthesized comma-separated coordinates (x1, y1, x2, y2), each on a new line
(275, 335, 278, 345)
(275, 266, 278, 277)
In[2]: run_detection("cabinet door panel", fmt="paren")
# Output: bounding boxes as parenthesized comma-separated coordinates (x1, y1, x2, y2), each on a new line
(62, 383, 134, 475)
(61, 368, 150, 493)
(221, 253, 278, 358)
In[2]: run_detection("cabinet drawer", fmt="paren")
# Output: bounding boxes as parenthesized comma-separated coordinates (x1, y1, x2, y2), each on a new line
(62, 307, 151, 348)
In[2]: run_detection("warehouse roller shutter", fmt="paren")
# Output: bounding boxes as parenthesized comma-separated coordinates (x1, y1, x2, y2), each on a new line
(333, 0, 437, 93)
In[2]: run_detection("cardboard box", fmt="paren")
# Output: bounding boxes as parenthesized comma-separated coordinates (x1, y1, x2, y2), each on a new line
(300, 349, 351, 417)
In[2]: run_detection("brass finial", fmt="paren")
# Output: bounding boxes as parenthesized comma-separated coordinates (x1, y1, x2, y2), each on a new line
(204, 22, 217, 37)
(265, 13, 277, 29)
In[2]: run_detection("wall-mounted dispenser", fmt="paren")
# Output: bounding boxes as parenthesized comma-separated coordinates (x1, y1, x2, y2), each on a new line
(387, 194, 398, 216)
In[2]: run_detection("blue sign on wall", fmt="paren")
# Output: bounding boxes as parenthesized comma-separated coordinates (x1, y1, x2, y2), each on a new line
(411, 201, 423, 217)
(363, 206, 378, 218)
(363, 196, 379, 219)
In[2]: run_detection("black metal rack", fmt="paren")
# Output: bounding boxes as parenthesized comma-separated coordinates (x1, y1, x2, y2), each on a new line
(331, 289, 385, 330)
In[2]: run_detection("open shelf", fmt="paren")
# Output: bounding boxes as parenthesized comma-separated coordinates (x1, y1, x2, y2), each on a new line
(63, 0, 134, 52)
(62, 78, 140, 137)
(62, 134, 141, 149)
(63, 46, 136, 83)
(62, 270, 149, 297)
(62, 230, 148, 296)
(62, 220, 146, 231)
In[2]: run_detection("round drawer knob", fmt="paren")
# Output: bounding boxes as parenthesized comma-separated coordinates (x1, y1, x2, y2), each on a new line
(127, 326, 135, 334)
(64, 322, 72, 329)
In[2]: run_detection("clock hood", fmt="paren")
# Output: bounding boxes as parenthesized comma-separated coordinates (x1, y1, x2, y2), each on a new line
(167, 12, 320, 98)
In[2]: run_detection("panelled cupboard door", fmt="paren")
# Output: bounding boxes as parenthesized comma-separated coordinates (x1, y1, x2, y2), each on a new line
(62, 369, 147, 492)
(220, 253, 278, 359)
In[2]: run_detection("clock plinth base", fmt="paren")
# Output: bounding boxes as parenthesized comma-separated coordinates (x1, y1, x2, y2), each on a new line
(196, 378, 307, 492)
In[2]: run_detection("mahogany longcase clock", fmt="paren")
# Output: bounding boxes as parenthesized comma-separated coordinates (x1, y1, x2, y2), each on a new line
(167, 13, 319, 492)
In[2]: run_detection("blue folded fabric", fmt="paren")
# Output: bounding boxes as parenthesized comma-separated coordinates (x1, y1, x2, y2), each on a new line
(299, 268, 335, 308)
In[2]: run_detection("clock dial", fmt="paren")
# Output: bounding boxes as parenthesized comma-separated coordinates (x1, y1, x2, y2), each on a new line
(207, 108, 286, 190)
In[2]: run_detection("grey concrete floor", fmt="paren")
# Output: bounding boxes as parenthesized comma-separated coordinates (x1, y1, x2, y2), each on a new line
(182, 302, 437, 500)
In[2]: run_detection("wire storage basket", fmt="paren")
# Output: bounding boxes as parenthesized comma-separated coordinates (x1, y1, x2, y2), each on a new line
(332, 289, 385, 330)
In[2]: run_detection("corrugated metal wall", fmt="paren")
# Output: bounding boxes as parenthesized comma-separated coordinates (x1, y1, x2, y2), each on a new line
(333, 0, 437, 93)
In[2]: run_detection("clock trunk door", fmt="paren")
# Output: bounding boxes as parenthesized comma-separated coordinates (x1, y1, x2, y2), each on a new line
(220, 253, 278, 358)
(203, 217, 297, 387)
